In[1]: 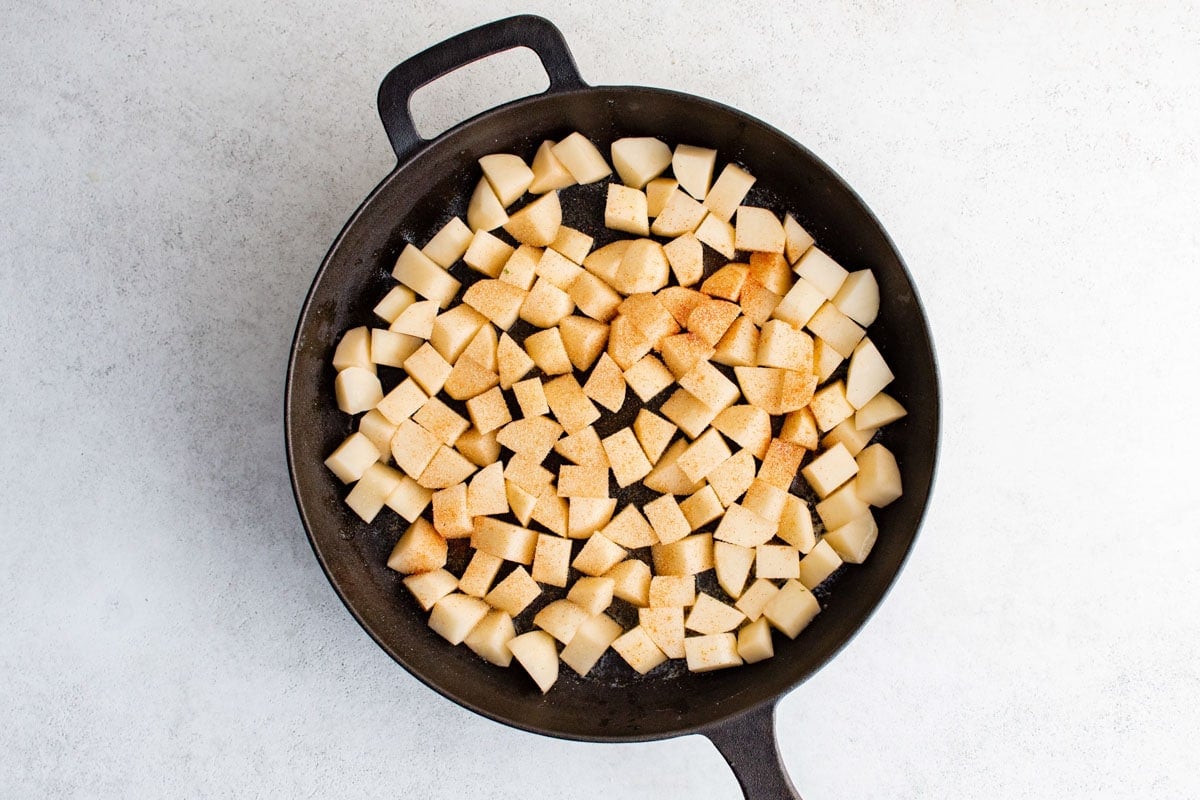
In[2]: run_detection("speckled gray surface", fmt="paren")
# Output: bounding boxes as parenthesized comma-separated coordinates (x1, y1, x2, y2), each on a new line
(3, 2, 1199, 797)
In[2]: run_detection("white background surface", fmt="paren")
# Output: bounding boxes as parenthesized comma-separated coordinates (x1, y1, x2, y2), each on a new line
(3, 1, 1199, 797)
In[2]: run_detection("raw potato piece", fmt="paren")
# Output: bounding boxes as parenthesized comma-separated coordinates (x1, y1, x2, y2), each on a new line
(602, 428, 654, 488)
(855, 444, 903, 507)
(601, 505, 657, 548)
(393, 244, 461, 308)
(735, 578, 781, 621)
(568, 576, 615, 615)
(704, 164, 756, 222)
(463, 279, 527, 330)
(529, 140, 575, 194)
(443, 357, 499, 401)
(672, 144, 717, 200)
(387, 517, 447, 574)
(525, 328, 573, 376)
(479, 153, 534, 207)
(714, 541, 755, 598)
(806, 302, 866, 359)
(801, 442, 859, 498)
(572, 533, 627, 577)
(798, 540, 843, 589)
(551, 133, 612, 184)
(677, 429, 733, 484)
(390, 299, 438, 338)
(685, 593, 746, 635)
(694, 214, 736, 260)
(713, 317, 760, 368)
(784, 213, 815, 264)
(856, 392, 907, 430)
(737, 617, 775, 664)
(779, 407, 819, 451)
(649, 575, 696, 608)
(385, 476, 433, 522)
(371, 328, 420, 369)
(532, 534, 573, 588)
(391, 419, 440, 479)
(633, 409, 677, 464)
(846, 338, 895, 409)
(569, 272, 622, 322)
(757, 320, 814, 371)
(359, 410, 399, 464)
(335, 367, 383, 415)
(403, 343, 453, 397)
(471, 517, 538, 564)
(557, 465, 610, 499)
(659, 388, 718, 440)
(606, 559, 651, 606)
(663, 233, 704, 286)
(497, 334, 535, 390)
(639, 607, 685, 658)
(465, 387, 512, 435)
(418, 446, 478, 489)
(463, 230, 514, 278)
(506, 481, 538, 527)
(550, 225, 593, 265)
(559, 315, 610, 371)
(467, 178, 508, 232)
(485, 566, 541, 617)
(534, 599, 591, 644)
(684, 633, 742, 672)
(531, 488, 569, 537)
(762, 579, 820, 638)
(815, 482, 870, 530)
(623, 355, 675, 402)
(712, 405, 772, 460)
(650, 189, 708, 237)
(833, 269, 880, 327)
(507, 630, 559, 693)
(504, 192, 562, 247)
(560, 613, 623, 676)
(605, 183, 649, 236)
(778, 494, 817, 553)
(824, 511, 878, 564)
(687, 298, 741, 347)
(456, 426, 501, 467)
(611, 136, 672, 188)
(459, 550, 503, 598)
(758, 439, 807, 490)
(645, 177, 678, 217)
(660, 332, 714, 378)
(555, 426, 610, 468)
(734, 206, 786, 253)
(500, 245, 540, 290)
(373, 285, 417, 324)
(795, 247, 848, 300)
(651, 533, 714, 576)
(678, 360, 740, 414)
(324, 432, 379, 484)
(583, 352, 626, 412)
(714, 504, 776, 548)
(467, 462, 508, 518)
(432, 483, 472, 539)
(772, 277, 826, 329)
(423, 217, 473, 268)
(748, 252, 793, 295)
(756, 544, 801, 580)
(414, 397, 470, 446)
(512, 378, 549, 418)
(822, 419, 877, 457)
(613, 627, 668, 674)
(520, 278, 574, 329)
(810, 380, 856, 432)
(429, 594, 490, 645)
(613, 239, 671, 295)
(333, 326, 373, 373)
(543, 374, 600, 435)
(536, 248, 584, 290)
(465, 609, 516, 667)
(403, 569, 459, 611)
(644, 494, 691, 545)
(680, 486, 723, 530)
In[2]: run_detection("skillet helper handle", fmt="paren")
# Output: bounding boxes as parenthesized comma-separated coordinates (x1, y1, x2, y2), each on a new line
(377, 14, 587, 163)
(704, 703, 802, 800)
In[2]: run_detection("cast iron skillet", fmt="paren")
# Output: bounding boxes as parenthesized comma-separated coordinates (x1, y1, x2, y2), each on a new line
(286, 15, 939, 799)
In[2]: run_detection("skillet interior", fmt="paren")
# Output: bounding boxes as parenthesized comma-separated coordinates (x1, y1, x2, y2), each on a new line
(286, 85, 938, 741)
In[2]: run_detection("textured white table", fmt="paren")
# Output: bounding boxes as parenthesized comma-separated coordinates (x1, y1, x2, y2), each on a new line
(3, 2, 1199, 797)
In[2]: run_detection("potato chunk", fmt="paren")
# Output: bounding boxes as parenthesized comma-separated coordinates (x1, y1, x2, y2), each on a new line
(684, 633, 742, 672)
(855, 444, 903, 507)
(605, 183, 649, 236)
(560, 613, 623, 677)
(612, 627, 668, 674)
(551, 132, 612, 184)
(507, 630, 559, 693)
(504, 191, 561, 247)
(611, 136, 672, 188)
(429, 593, 489, 645)
(386, 517, 447, 574)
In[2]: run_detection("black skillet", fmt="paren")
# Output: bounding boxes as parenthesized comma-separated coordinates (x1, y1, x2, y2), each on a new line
(285, 15, 939, 799)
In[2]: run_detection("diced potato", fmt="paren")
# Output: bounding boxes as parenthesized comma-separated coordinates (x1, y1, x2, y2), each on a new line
(622, 354, 675, 402)
(459, 549, 503, 597)
(798, 540, 843, 589)
(620, 293, 679, 340)
(810, 380, 856, 432)
(601, 505, 657, 548)
(535, 247, 584, 290)
(856, 392, 907, 429)
(429, 593, 490, 645)
(639, 496, 689, 547)
(856, 444, 903, 507)
(678, 360, 741, 414)
(713, 503, 777, 548)
(762, 579, 820, 638)
(779, 407, 819, 450)
(633, 409, 677, 465)
(403, 568, 459, 611)
(795, 247, 848, 299)
(557, 465, 610, 499)
(529, 486, 568, 535)
(606, 315, 653, 371)
(813, 337, 845, 383)
(403, 343, 453, 397)
(698, 453, 757, 506)
(846, 338, 894, 409)
(712, 316, 760, 368)
(497, 333, 535, 389)
(759, 438, 807, 490)
(777, 494, 817, 553)
(832, 269, 880, 326)
(560, 613, 624, 677)
(383, 475, 433, 522)
(743, 479, 788, 523)
(467, 177, 508, 232)
(495, 416, 562, 462)
(359, 409, 399, 463)
(558, 315, 610, 372)
(533, 598, 590, 644)
(757, 320, 814, 371)
(687, 297, 741, 347)
(372, 329, 422, 368)
(650, 575, 696, 608)
(712, 405, 771, 460)
(677, 428, 733, 484)
(572, 533, 627, 577)
(417, 445, 478, 489)
(658, 388, 718, 440)
(477, 565, 537, 624)
(504, 191, 561, 247)
(387, 517, 447, 574)
(333, 326, 374, 373)
(532, 534, 573, 588)
(524, 327, 573, 376)
(465, 386, 512, 435)
(455, 426, 501, 467)
(443, 356, 499, 401)
(542, 374, 600, 435)
(373, 285, 417, 324)
(325, 432, 380, 484)
(823, 511, 878, 564)
(650, 188, 708, 237)
(821, 418, 877, 457)
(464, 609, 516, 667)
(554, 425, 609, 468)
(662, 232, 704, 286)
(568, 576, 615, 616)
(511, 377, 548, 418)
(737, 617, 775, 664)
(806, 302, 866, 358)
(680, 485, 724, 530)
(732, 366, 814, 416)
(606, 559, 652, 606)
(390, 418, 441, 478)
(605, 183, 649, 236)
(463, 279, 527, 331)
(583, 352, 626, 412)
(422, 216, 474, 268)
(613, 239, 670, 295)
(549, 225, 593, 265)
(611, 136, 672, 188)
(569, 272, 623, 323)
(430, 305, 487, 363)
(643, 436, 705, 495)
(735, 578, 781, 621)
(659, 332, 713, 379)
(393, 244, 462, 307)
(551, 132, 612, 184)
(645, 176, 678, 217)
(748, 251, 793, 296)
(471, 517, 538, 564)
(651, 532, 714, 576)
(567, 497, 617, 540)
(783, 213, 815, 264)
(756, 544, 800, 580)
(801, 441, 858, 498)
(739, 279, 782, 327)
(334, 366, 383, 414)
(500, 244, 540, 290)
(815, 481, 870, 530)
(600, 428, 653, 488)
(529, 139, 575, 194)
(686, 593, 746, 634)
(520, 277, 574, 329)
(463, 229, 515, 278)
(507, 630, 559, 693)
(714, 541, 755, 598)
(467, 461, 508, 517)
(704, 164, 756, 222)
(695, 213, 736, 259)
(479, 153, 534, 207)
(344, 462, 402, 523)
(432, 483, 472, 539)
(413, 397, 470, 446)
(582, 239, 629, 286)
(504, 452, 555, 494)
(612, 626, 668, 675)
(685, 633, 742, 672)
(772, 276, 826, 329)
(638, 607, 684, 658)
(505, 480, 538, 527)
(734, 206, 785, 253)
(672, 144, 717, 199)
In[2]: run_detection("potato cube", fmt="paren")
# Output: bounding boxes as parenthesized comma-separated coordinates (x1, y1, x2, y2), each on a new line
(333, 326, 374, 373)
(748, 251, 793, 296)
(510, 377, 548, 418)
(795, 247, 848, 299)
(602, 428, 654, 488)
(418, 446, 478, 489)
(572, 533, 627, 577)
(471, 517, 538, 564)
(530, 489, 569, 539)
(467, 177, 508, 232)
(505, 480, 538, 527)
(650, 575, 696, 608)
(402, 343, 453, 397)
(678, 360, 741, 413)
(554, 425, 609, 467)
(458, 549, 503, 598)
(714, 541, 755, 598)
(497, 333, 535, 389)
(583, 352, 626, 412)
(686, 593, 746, 635)
(757, 544, 800, 580)
(549, 225, 593, 265)
(422, 216, 473, 268)
(811, 340, 841, 386)
(542, 374, 600, 435)
(658, 388, 718, 441)
(821, 419, 877, 457)
(846, 338, 895, 409)
(610, 136, 672, 188)
(500, 244, 540, 290)
(334, 366, 383, 414)
(798, 540, 843, 589)
(704, 163, 756, 222)
(686, 297, 741, 346)
(801, 442, 858, 498)
(772, 276, 826, 329)
(529, 139, 575, 194)
(532, 534, 572, 588)
(432, 483, 472, 539)
(824, 511, 878, 564)
(651, 532, 714, 576)
(650, 188, 708, 237)
(658, 332, 713, 379)
(778, 494, 817, 553)
(464, 609, 516, 667)
(677, 428, 733, 484)
(712, 317, 760, 368)
(568, 576, 615, 616)
(605, 183, 649, 236)
(560, 613, 624, 677)
(344, 462, 402, 523)
(507, 630, 559, 693)
(645, 176, 678, 217)
(373, 285, 417, 324)
(524, 327, 573, 375)
(392, 244, 461, 308)
(713, 504, 777, 548)
(739, 279, 783, 327)
(535, 247, 584, 291)
(757, 320, 814, 372)
(759, 439, 807, 490)
(733, 366, 813, 416)
(680, 485, 724, 530)
(712, 405, 771, 460)
(806, 302, 866, 358)
(856, 392, 907, 430)
(413, 396, 470, 446)
(504, 191, 561, 247)
(601, 505, 657, 548)
(372, 329, 422, 368)
(737, 617, 775, 664)
(701, 263, 748, 301)
(622, 355, 674, 402)
(325, 432, 380, 484)
(734, 206, 785, 253)
(583, 239, 629, 285)
(644, 494, 691, 545)
(643, 437, 706, 495)
(390, 418, 441, 478)
(606, 315, 654, 370)
(706, 449, 756, 507)
(533, 598, 590, 644)
(403, 568, 459, 611)
(569, 272, 622, 322)
(606, 559, 651, 606)
(735, 578, 781, 622)
(557, 465, 610, 499)
(443, 356, 500, 401)
(383, 475, 433, 522)
(672, 144, 716, 199)
(465, 386, 512, 435)
(463, 279, 527, 331)
(520, 277, 575, 329)
(783, 213, 815, 264)
(743, 479, 788, 523)
(762, 579, 820, 638)
(613, 627, 668, 675)
(455, 426, 501, 467)
(568, 497, 617, 539)
(637, 607, 683, 658)
(551, 132, 611, 184)
(832, 269, 880, 326)
(559, 315, 609, 371)
(632, 410, 677, 465)
(779, 407, 819, 450)
(815, 482, 870, 530)
(695, 213, 736, 259)
(478, 152, 533, 206)
(612, 239, 671, 295)
(685, 633, 742, 672)
(620, 293, 679, 341)
(663, 232, 704, 286)
(467, 461, 507, 517)
(856, 444, 903, 507)
(431, 305, 487, 365)
(428, 593, 490, 645)
(463, 229, 515, 278)
(358, 409, 399, 464)
(386, 517, 447, 574)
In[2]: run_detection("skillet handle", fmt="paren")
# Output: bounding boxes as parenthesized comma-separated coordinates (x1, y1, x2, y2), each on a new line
(704, 702, 802, 800)
(377, 14, 587, 163)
